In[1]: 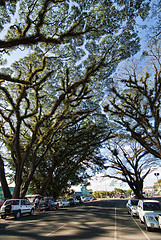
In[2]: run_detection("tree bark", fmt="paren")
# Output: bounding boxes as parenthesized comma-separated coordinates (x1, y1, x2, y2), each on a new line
(20, 164, 37, 199)
(12, 166, 23, 198)
(0, 155, 12, 199)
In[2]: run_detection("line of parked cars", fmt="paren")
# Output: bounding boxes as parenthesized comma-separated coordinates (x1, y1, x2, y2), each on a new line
(126, 198, 161, 231)
(0, 196, 83, 219)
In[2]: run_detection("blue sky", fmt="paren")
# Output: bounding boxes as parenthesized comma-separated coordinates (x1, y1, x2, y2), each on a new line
(73, 166, 161, 192)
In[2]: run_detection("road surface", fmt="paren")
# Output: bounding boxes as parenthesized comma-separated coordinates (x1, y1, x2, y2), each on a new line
(0, 198, 161, 240)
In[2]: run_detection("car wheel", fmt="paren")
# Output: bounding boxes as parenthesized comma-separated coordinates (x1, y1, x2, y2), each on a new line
(30, 209, 34, 215)
(1, 215, 6, 219)
(15, 210, 21, 219)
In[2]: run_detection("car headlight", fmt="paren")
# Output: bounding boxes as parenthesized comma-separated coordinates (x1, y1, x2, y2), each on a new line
(131, 206, 137, 210)
(145, 216, 154, 220)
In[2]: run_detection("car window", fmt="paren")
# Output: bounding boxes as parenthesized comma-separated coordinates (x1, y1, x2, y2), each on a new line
(4, 200, 20, 205)
(12, 200, 20, 205)
(25, 200, 31, 205)
(131, 200, 139, 206)
(4, 200, 12, 205)
(21, 200, 27, 205)
(143, 202, 161, 211)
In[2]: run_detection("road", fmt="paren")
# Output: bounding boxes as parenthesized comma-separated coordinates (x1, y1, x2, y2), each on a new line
(0, 199, 161, 240)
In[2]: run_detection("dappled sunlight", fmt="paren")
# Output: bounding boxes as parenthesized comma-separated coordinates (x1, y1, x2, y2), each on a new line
(1, 200, 161, 239)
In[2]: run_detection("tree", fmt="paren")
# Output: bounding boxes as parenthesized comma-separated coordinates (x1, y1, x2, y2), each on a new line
(148, 0, 161, 40)
(104, 39, 161, 161)
(0, 0, 151, 198)
(25, 113, 112, 197)
(104, 140, 153, 198)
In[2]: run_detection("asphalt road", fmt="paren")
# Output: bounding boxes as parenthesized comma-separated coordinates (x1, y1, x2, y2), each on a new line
(0, 198, 161, 240)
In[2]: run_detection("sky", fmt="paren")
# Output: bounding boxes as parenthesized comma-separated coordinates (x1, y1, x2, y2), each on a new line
(72, 167, 161, 192)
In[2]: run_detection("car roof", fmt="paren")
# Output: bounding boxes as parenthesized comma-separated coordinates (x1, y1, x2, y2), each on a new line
(5, 199, 29, 201)
(6, 199, 21, 200)
(139, 199, 159, 203)
(130, 199, 140, 201)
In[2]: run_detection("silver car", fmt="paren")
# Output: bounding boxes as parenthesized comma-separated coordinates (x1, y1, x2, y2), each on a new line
(58, 199, 70, 207)
(126, 199, 139, 217)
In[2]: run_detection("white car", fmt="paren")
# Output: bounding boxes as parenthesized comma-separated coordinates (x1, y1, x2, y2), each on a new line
(82, 197, 90, 202)
(73, 198, 80, 205)
(137, 199, 161, 231)
(126, 199, 139, 217)
(1, 199, 34, 219)
(58, 199, 70, 208)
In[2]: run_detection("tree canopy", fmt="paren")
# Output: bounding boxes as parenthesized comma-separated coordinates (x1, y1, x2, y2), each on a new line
(104, 39, 161, 161)
(104, 139, 153, 198)
(0, 0, 151, 198)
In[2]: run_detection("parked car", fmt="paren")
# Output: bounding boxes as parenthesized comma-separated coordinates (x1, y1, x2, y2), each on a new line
(68, 198, 76, 207)
(126, 199, 139, 217)
(58, 199, 70, 208)
(1, 199, 34, 219)
(73, 198, 80, 205)
(82, 197, 90, 202)
(90, 197, 97, 202)
(43, 197, 59, 208)
(75, 196, 82, 204)
(39, 199, 58, 211)
(137, 199, 161, 231)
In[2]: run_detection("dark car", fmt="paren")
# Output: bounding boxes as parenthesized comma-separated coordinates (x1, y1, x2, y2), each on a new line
(39, 200, 58, 211)
(68, 198, 76, 207)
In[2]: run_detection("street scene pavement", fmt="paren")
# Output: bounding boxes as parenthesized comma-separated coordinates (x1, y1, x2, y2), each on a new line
(0, 198, 161, 240)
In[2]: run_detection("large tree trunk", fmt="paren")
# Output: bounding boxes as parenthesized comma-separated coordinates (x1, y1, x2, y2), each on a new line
(20, 164, 36, 199)
(13, 167, 23, 198)
(0, 155, 12, 199)
(128, 179, 144, 199)
(39, 164, 55, 197)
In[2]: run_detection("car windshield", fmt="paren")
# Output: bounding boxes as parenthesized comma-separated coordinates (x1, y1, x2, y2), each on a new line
(143, 202, 161, 211)
(131, 200, 139, 206)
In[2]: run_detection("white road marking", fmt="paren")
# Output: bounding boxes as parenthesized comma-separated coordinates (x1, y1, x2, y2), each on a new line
(45, 224, 67, 236)
(115, 207, 117, 240)
(132, 217, 151, 240)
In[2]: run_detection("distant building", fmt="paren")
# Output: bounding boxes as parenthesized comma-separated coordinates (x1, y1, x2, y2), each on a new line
(143, 186, 154, 196)
(154, 182, 161, 190)
(73, 186, 93, 197)
(153, 182, 161, 195)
